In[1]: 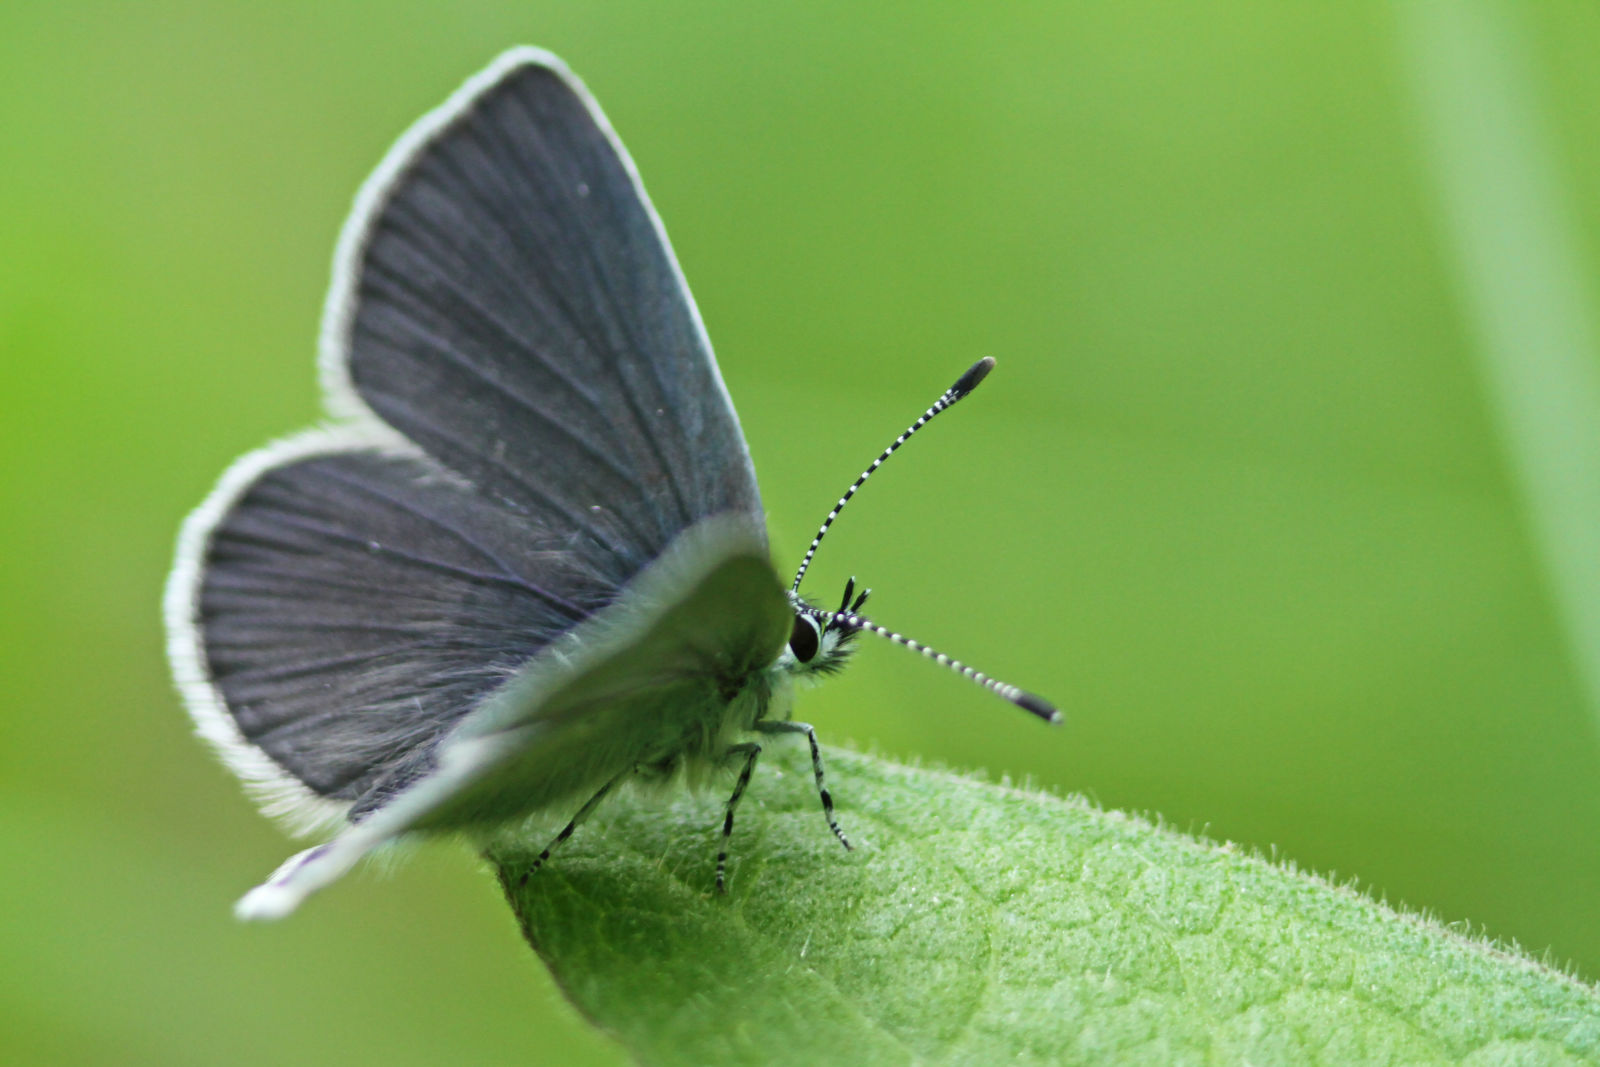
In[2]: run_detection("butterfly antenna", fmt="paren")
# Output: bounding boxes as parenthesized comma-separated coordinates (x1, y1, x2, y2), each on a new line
(813, 607, 1061, 725)
(791, 357, 996, 594)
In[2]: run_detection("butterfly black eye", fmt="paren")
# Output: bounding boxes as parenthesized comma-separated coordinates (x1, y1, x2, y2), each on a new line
(789, 614, 821, 663)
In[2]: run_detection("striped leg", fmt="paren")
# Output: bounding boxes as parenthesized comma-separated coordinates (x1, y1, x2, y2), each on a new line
(757, 720, 851, 851)
(716, 742, 762, 893)
(517, 769, 629, 888)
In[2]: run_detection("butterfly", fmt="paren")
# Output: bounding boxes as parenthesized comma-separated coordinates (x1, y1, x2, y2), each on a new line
(164, 47, 1057, 920)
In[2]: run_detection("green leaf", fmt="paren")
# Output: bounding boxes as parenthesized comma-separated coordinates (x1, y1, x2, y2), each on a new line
(488, 745, 1600, 1065)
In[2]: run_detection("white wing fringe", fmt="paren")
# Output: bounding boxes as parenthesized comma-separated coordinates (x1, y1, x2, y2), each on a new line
(235, 824, 383, 920)
(234, 733, 510, 919)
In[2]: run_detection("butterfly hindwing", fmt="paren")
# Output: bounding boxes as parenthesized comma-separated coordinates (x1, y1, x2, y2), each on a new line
(232, 514, 790, 920)
(172, 429, 630, 822)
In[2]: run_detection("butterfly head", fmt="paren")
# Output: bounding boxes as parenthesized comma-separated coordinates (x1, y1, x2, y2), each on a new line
(781, 578, 870, 679)
(777, 358, 1061, 724)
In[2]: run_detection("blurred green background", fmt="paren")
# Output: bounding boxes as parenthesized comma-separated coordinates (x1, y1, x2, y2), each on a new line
(5, 1, 1600, 1063)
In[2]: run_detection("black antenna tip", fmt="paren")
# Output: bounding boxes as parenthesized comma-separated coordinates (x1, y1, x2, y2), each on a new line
(951, 357, 996, 398)
(1011, 689, 1062, 725)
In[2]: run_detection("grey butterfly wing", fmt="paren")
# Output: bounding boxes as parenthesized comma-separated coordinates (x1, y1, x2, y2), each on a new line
(233, 515, 791, 920)
(166, 49, 771, 836)
(322, 47, 762, 576)
(168, 430, 623, 832)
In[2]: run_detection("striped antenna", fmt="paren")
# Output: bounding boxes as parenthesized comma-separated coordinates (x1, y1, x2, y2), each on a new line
(791, 357, 996, 594)
(811, 607, 1062, 725)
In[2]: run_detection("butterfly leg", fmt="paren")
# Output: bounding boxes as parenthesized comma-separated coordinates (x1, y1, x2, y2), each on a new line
(716, 742, 762, 893)
(756, 720, 852, 851)
(518, 769, 630, 888)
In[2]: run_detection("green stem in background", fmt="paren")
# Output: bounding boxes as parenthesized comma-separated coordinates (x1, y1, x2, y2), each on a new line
(489, 745, 1600, 1065)
(1397, 1, 1600, 737)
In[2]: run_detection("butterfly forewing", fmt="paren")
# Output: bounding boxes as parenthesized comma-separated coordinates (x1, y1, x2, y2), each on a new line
(324, 50, 763, 574)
